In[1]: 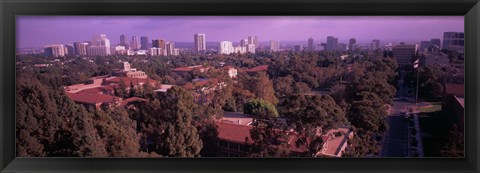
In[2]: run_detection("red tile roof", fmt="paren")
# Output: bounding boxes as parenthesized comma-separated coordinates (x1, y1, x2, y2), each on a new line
(79, 86, 114, 94)
(215, 121, 309, 153)
(121, 97, 147, 106)
(172, 67, 194, 72)
(105, 77, 157, 87)
(215, 121, 254, 144)
(245, 65, 268, 73)
(66, 92, 122, 105)
(444, 83, 464, 97)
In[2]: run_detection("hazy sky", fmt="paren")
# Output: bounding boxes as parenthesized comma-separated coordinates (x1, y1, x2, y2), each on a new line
(17, 16, 464, 48)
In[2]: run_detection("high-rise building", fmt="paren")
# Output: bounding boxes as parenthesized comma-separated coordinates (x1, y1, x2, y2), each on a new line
(131, 36, 141, 50)
(240, 39, 248, 47)
(326, 36, 339, 51)
(44, 44, 65, 57)
(152, 39, 166, 49)
(65, 44, 75, 56)
(349, 38, 356, 51)
(371, 39, 380, 50)
(270, 40, 280, 52)
(392, 42, 418, 67)
(248, 36, 258, 49)
(442, 32, 464, 50)
(140, 36, 149, 50)
(420, 41, 432, 52)
(219, 41, 234, 54)
(246, 44, 256, 53)
(194, 33, 206, 55)
(307, 37, 315, 51)
(120, 34, 127, 46)
(150, 47, 163, 56)
(430, 38, 441, 48)
(166, 42, 177, 56)
(92, 34, 110, 47)
(73, 42, 88, 56)
(89, 34, 111, 56)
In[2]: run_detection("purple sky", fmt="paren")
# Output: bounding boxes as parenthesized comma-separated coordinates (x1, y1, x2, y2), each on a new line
(17, 16, 463, 48)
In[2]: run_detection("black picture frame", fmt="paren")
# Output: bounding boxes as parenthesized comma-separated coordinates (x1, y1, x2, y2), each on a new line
(1, 0, 479, 172)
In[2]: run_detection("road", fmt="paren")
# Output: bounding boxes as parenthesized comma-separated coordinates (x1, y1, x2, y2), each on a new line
(380, 74, 412, 157)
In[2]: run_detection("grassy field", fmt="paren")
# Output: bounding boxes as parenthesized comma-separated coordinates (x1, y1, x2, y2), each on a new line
(417, 102, 442, 113)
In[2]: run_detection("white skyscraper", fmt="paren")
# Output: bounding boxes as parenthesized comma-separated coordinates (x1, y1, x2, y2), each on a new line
(247, 36, 258, 49)
(308, 37, 315, 51)
(219, 41, 234, 54)
(131, 36, 141, 50)
(270, 40, 280, 52)
(88, 34, 111, 56)
(44, 44, 65, 57)
(166, 42, 176, 56)
(240, 39, 248, 47)
(194, 33, 206, 55)
(246, 44, 256, 53)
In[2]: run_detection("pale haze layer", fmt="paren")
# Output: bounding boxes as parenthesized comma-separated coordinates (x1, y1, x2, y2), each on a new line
(17, 16, 464, 48)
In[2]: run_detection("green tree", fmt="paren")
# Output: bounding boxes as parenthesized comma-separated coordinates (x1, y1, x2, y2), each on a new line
(253, 72, 278, 105)
(243, 99, 279, 120)
(347, 92, 388, 133)
(139, 86, 203, 157)
(440, 125, 464, 157)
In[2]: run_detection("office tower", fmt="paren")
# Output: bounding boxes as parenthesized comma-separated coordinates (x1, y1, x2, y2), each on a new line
(240, 39, 248, 47)
(270, 40, 280, 52)
(349, 38, 356, 51)
(120, 34, 127, 46)
(131, 36, 141, 50)
(44, 44, 65, 57)
(65, 44, 75, 56)
(307, 37, 315, 51)
(248, 36, 258, 49)
(326, 36, 339, 51)
(392, 42, 418, 67)
(140, 36, 149, 50)
(442, 32, 464, 50)
(92, 34, 110, 47)
(73, 42, 88, 55)
(430, 38, 441, 48)
(166, 42, 176, 56)
(219, 41, 234, 54)
(152, 39, 166, 49)
(246, 44, 256, 53)
(88, 34, 111, 56)
(294, 45, 303, 52)
(194, 33, 206, 55)
(420, 41, 432, 52)
(371, 39, 380, 50)
(150, 47, 163, 56)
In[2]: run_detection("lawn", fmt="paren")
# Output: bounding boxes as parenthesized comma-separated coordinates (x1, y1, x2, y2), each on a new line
(417, 102, 442, 113)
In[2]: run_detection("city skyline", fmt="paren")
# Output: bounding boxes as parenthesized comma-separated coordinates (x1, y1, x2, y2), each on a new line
(17, 16, 463, 48)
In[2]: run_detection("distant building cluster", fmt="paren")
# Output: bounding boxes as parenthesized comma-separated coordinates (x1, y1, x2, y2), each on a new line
(217, 36, 258, 55)
(43, 34, 180, 58)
